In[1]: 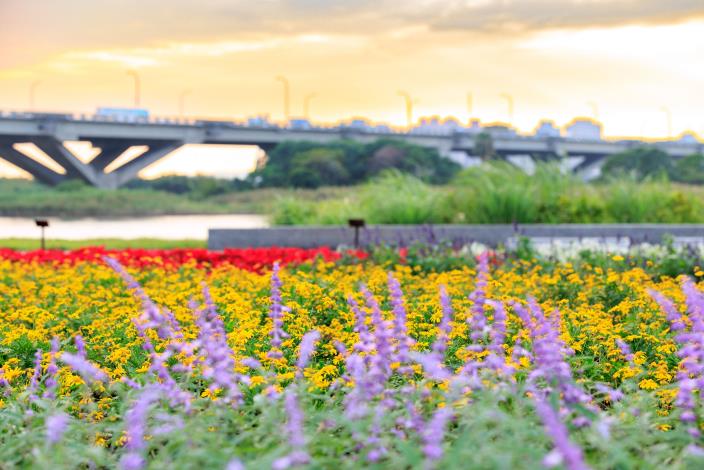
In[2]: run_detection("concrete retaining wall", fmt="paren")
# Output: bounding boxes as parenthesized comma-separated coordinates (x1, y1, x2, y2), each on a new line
(208, 224, 704, 249)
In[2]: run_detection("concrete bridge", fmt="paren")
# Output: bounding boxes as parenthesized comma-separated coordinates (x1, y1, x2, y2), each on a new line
(1, 111, 702, 189)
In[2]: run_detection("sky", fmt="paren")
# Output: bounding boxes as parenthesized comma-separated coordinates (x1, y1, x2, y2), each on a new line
(1, 0, 703, 179)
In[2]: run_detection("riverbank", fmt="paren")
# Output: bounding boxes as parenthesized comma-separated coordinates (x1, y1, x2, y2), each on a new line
(0, 178, 350, 218)
(0, 237, 206, 250)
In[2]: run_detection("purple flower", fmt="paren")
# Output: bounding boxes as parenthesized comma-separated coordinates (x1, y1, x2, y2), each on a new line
(615, 339, 635, 365)
(651, 279, 704, 435)
(513, 299, 592, 411)
(43, 337, 60, 400)
(74, 334, 87, 358)
(120, 386, 162, 470)
(267, 262, 290, 360)
(0, 368, 10, 396)
(27, 349, 43, 402)
(296, 330, 321, 377)
(533, 396, 591, 470)
(432, 285, 454, 357)
(421, 407, 453, 465)
(273, 387, 310, 469)
(60, 352, 108, 384)
(388, 273, 415, 374)
(226, 459, 246, 470)
(192, 284, 245, 407)
(45, 412, 69, 445)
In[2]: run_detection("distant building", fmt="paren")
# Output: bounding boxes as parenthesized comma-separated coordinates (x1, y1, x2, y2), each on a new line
(343, 118, 372, 131)
(247, 115, 275, 128)
(534, 120, 561, 138)
(678, 131, 700, 144)
(483, 124, 518, 138)
(565, 118, 602, 141)
(412, 116, 462, 135)
(288, 118, 312, 130)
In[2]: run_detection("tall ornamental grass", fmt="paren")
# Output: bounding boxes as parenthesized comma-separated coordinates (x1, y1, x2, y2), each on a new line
(271, 162, 704, 225)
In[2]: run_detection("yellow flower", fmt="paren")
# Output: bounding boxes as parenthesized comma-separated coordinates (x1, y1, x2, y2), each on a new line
(639, 379, 659, 390)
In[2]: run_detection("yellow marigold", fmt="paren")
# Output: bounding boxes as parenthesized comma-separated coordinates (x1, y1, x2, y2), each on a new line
(639, 379, 659, 390)
(633, 351, 647, 366)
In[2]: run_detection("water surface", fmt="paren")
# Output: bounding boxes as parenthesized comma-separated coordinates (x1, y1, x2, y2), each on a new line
(0, 214, 268, 240)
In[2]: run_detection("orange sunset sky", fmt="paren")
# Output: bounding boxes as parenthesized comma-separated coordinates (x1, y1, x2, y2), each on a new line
(1, 0, 703, 179)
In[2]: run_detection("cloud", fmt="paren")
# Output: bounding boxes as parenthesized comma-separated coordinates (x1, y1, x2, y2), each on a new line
(2, 0, 704, 70)
(429, 0, 704, 32)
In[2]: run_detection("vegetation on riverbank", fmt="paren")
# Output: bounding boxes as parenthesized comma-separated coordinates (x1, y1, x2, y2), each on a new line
(0, 238, 205, 250)
(0, 178, 349, 218)
(272, 164, 704, 225)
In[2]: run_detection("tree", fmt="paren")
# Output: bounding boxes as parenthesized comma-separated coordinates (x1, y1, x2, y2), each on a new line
(601, 146, 673, 181)
(474, 132, 495, 161)
(672, 153, 704, 184)
(288, 148, 350, 188)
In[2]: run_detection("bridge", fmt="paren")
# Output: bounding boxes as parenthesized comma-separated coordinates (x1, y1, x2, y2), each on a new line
(1, 111, 702, 189)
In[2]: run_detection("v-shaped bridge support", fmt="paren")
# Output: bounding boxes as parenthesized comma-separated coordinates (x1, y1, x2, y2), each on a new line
(0, 137, 182, 189)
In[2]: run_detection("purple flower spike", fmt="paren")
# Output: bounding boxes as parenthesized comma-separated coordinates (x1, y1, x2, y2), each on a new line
(432, 285, 454, 357)
(45, 412, 69, 445)
(60, 352, 108, 384)
(533, 396, 591, 470)
(421, 407, 453, 465)
(74, 334, 87, 358)
(388, 273, 415, 374)
(27, 349, 43, 402)
(43, 337, 60, 400)
(267, 262, 290, 360)
(273, 387, 310, 469)
(296, 330, 321, 377)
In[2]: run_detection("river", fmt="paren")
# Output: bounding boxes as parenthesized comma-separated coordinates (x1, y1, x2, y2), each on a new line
(0, 214, 269, 240)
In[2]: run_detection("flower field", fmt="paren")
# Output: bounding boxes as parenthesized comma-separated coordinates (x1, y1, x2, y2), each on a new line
(2, 247, 704, 469)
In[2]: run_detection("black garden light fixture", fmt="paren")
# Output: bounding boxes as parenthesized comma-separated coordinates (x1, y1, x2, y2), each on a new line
(348, 218, 365, 249)
(35, 219, 49, 250)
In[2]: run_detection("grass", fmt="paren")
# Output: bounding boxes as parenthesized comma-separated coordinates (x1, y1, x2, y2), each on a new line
(271, 164, 704, 225)
(0, 178, 352, 218)
(0, 238, 206, 250)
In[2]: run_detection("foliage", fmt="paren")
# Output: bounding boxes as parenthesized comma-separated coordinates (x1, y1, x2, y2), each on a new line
(601, 146, 673, 181)
(253, 139, 460, 188)
(272, 162, 704, 225)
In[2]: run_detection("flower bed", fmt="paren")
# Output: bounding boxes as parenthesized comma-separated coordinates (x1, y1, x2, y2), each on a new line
(0, 246, 366, 271)
(0, 250, 703, 468)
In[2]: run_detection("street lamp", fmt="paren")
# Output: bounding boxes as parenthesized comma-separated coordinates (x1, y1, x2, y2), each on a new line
(35, 219, 49, 250)
(29, 80, 41, 111)
(660, 106, 673, 138)
(500, 93, 514, 123)
(179, 89, 192, 117)
(397, 90, 414, 129)
(275, 75, 291, 122)
(303, 92, 317, 120)
(348, 218, 365, 249)
(126, 70, 141, 108)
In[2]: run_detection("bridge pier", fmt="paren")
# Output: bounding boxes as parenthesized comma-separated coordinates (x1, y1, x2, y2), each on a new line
(88, 139, 134, 172)
(0, 135, 183, 189)
(0, 140, 66, 185)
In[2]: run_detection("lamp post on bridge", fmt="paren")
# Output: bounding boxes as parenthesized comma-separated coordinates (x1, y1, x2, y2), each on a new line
(500, 93, 514, 123)
(397, 90, 414, 129)
(275, 75, 291, 123)
(126, 70, 141, 108)
(179, 89, 192, 118)
(29, 80, 41, 111)
(303, 92, 317, 120)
